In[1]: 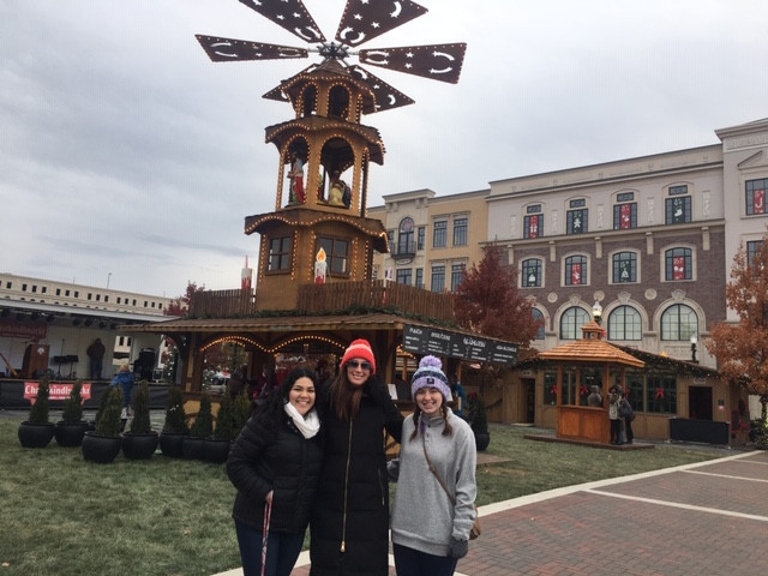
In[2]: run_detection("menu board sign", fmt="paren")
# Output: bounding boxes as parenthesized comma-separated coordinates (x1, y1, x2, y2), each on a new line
(403, 324, 519, 367)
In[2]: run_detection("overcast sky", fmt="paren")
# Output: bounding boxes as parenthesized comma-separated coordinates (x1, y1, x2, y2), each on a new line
(2, 1, 767, 298)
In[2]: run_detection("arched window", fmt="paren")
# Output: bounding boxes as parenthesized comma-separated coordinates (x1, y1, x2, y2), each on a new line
(607, 305, 642, 340)
(560, 306, 590, 340)
(661, 304, 698, 341)
(532, 308, 545, 340)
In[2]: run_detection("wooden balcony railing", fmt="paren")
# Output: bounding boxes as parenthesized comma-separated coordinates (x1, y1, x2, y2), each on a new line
(189, 289, 256, 317)
(189, 281, 455, 323)
(298, 280, 455, 323)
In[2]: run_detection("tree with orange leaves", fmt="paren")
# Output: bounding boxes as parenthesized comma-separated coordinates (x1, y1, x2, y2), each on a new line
(706, 239, 768, 423)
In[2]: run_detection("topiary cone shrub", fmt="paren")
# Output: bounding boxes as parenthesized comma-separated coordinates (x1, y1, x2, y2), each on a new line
(190, 392, 214, 438)
(95, 386, 124, 438)
(129, 380, 153, 434)
(29, 376, 51, 425)
(163, 385, 190, 434)
(60, 380, 84, 424)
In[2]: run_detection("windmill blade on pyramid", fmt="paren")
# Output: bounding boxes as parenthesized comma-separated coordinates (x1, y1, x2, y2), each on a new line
(196, 0, 466, 112)
(237, 0, 326, 43)
(195, 36, 308, 62)
(334, 0, 428, 47)
(359, 43, 467, 84)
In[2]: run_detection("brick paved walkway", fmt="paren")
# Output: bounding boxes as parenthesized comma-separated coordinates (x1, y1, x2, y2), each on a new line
(215, 450, 768, 576)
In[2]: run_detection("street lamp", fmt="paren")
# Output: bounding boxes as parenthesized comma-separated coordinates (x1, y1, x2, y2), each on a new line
(107, 272, 112, 289)
(690, 333, 698, 363)
(592, 300, 603, 325)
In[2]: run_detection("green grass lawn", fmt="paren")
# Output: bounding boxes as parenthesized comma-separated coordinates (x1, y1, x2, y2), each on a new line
(0, 414, 726, 576)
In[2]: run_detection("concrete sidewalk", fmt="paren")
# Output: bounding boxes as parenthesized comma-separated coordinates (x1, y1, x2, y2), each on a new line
(214, 449, 768, 575)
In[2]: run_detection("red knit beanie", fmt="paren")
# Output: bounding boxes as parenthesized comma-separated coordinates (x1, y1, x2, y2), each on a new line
(341, 339, 376, 374)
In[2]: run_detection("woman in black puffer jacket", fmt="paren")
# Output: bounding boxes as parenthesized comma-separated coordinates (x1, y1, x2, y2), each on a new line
(228, 367, 323, 576)
(310, 339, 404, 576)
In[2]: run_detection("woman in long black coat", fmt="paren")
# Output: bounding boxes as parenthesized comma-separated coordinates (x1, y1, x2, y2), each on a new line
(310, 339, 404, 576)
(228, 367, 323, 576)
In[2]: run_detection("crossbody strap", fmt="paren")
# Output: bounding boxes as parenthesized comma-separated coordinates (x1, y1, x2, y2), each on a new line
(422, 431, 456, 505)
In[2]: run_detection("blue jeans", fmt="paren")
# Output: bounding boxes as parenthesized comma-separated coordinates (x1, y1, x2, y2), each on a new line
(235, 520, 305, 576)
(393, 543, 459, 576)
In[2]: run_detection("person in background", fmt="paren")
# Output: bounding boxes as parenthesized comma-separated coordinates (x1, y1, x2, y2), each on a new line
(227, 367, 323, 576)
(619, 389, 634, 444)
(309, 338, 404, 576)
(587, 385, 603, 407)
(608, 385, 623, 445)
(450, 373, 468, 419)
(87, 337, 106, 380)
(111, 363, 135, 419)
(389, 355, 477, 576)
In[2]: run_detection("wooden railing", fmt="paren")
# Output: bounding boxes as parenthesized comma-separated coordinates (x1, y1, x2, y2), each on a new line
(298, 280, 455, 322)
(189, 281, 455, 322)
(189, 289, 256, 317)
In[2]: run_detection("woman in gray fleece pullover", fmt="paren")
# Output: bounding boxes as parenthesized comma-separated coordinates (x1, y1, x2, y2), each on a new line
(388, 355, 477, 576)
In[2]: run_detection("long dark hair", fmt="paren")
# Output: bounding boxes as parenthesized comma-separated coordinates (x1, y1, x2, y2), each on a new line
(328, 367, 365, 422)
(256, 366, 319, 430)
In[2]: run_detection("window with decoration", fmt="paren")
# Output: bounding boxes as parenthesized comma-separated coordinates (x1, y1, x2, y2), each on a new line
(613, 192, 637, 229)
(268, 236, 292, 272)
(545, 371, 558, 405)
(523, 205, 543, 239)
(665, 185, 691, 224)
(664, 247, 693, 280)
(745, 178, 768, 215)
(612, 251, 637, 283)
(564, 255, 588, 286)
(566, 199, 588, 234)
(522, 258, 542, 288)
(646, 374, 678, 414)
(607, 305, 642, 340)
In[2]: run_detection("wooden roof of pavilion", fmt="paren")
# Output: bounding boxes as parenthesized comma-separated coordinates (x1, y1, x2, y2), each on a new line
(536, 320, 645, 368)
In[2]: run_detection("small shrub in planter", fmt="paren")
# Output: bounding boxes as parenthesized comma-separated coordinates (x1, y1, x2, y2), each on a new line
(233, 390, 253, 437)
(55, 380, 89, 447)
(122, 380, 159, 460)
(160, 385, 189, 458)
(205, 393, 235, 463)
(184, 392, 213, 460)
(82, 386, 124, 463)
(18, 376, 55, 448)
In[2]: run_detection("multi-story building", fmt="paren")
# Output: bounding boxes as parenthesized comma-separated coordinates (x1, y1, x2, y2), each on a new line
(368, 188, 489, 293)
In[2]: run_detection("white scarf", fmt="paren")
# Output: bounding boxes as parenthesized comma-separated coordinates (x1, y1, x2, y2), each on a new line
(283, 402, 320, 439)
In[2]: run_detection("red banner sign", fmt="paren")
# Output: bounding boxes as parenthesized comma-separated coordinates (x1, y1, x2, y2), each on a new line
(0, 320, 48, 340)
(23, 382, 93, 404)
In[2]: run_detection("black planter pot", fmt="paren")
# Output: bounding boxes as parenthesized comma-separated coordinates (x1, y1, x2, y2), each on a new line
(182, 436, 206, 460)
(54, 421, 90, 447)
(159, 432, 188, 458)
(18, 421, 56, 448)
(122, 432, 160, 460)
(204, 438, 232, 463)
(81, 431, 123, 463)
(474, 431, 491, 452)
